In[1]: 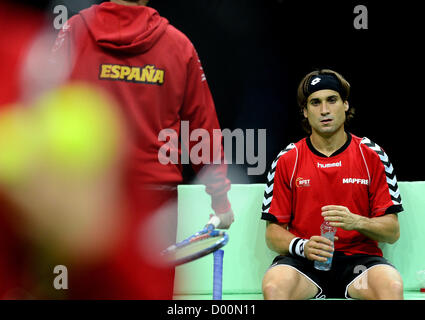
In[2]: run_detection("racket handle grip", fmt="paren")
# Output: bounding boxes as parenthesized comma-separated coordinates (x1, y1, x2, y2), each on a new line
(213, 249, 224, 300)
(207, 215, 221, 228)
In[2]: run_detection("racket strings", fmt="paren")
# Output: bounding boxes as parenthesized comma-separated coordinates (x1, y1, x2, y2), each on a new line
(161, 226, 228, 266)
(173, 236, 222, 260)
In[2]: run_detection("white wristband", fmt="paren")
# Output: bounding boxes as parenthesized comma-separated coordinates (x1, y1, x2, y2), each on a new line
(289, 237, 308, 258)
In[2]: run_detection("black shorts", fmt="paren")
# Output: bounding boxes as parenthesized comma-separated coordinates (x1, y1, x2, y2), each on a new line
(269, 251, 396, 299)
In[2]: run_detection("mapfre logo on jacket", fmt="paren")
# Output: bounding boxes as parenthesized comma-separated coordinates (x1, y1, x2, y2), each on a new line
(99, 64, 165, 85)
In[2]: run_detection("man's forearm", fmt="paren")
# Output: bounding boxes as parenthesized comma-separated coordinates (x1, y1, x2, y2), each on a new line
(265, 222, 295, 255)
(323, 206, 400, 244)
(355, 214, 400, 244)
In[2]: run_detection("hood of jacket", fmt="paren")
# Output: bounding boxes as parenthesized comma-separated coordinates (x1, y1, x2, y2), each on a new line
(79, 2, 169, 54)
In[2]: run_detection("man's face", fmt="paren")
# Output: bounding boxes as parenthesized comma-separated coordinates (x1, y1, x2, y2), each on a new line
(303, 89, 349, 136)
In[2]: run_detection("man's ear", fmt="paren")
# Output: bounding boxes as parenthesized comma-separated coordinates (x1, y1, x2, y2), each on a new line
(303, 107, 308, 118)
(344, 101, 349, 112)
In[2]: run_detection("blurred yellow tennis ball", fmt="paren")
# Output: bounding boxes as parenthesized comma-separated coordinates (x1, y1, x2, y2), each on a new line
(0, 107, 38, 185)
(33, 83, 123, 177)
(0, 83, 123, 186)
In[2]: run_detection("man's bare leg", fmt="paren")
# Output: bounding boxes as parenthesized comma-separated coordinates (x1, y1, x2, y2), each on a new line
(347, 265, 403, 300)
(262, 265, 319, 300)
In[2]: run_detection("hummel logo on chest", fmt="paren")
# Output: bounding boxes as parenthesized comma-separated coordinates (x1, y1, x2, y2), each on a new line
(317, 161, 342, 169)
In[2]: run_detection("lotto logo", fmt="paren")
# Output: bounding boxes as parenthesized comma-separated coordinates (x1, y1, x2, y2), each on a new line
(311, 77, 321, 85)
(296, 177, 311, 187)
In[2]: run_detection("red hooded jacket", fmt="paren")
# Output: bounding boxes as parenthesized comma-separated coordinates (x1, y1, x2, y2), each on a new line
(52, 2, 231, 213)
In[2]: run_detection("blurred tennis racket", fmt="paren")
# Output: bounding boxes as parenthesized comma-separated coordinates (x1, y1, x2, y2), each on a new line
(161, 215, 229, 267)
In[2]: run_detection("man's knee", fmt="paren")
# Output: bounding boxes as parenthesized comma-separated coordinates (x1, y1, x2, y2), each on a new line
(262, 266, 294, 299)
(374, 266, 404, 300)
(377, 279, 403, 300)
(262, 266, 299, 299)
(351, 265, 404, 300)
(262, 265, 317, 300)
(262, 280, 288, 300)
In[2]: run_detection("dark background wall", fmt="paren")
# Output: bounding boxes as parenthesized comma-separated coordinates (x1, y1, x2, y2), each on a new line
(48, 0, 424, 183)
(150, 0, 424, 183)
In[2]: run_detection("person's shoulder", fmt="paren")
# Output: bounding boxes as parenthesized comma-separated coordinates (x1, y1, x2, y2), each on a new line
(357, 135, 383, 153)
(272, 139, 304, 166)
(162, 23, 195, 51)
(349, 133, 363, 145)
(165, 24, 190, 42)
(356, 134, 392, 165)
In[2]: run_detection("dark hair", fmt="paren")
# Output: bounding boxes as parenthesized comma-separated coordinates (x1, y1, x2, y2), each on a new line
(297, 69, 355, 134)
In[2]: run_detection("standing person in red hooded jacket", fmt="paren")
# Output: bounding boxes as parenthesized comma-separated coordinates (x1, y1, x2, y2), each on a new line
(51, 0, 234, 299)
(0, 0, 134, 300)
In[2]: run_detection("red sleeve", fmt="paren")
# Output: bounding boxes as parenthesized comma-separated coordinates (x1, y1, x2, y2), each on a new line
(261, 144, 296, 223)
(180, 45, 231, 214)
(361, 138, 403, 217)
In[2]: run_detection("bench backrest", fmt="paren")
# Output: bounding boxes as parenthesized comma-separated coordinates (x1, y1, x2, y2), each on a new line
(174, 182, 425, 295)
